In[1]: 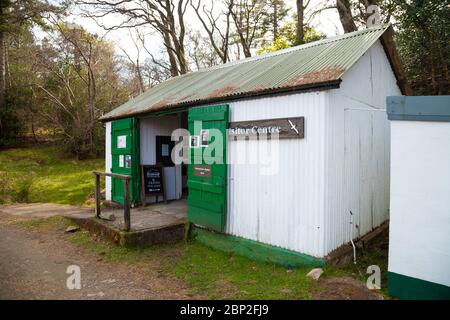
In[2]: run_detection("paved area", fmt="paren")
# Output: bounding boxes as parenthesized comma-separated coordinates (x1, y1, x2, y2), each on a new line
(0, 203, 92, 219)
(103, 200, 187, 231)
(0, 213, 194, 300)
(0, 200, 188, 232)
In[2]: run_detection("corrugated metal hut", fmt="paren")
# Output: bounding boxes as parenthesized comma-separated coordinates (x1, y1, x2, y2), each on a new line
(100, 25, 410, 266)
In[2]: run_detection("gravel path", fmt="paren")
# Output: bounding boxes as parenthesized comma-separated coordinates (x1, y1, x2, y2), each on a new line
(0, 214, 193, 300)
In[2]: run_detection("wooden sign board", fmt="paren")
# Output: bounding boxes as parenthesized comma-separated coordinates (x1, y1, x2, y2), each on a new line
(229, 117, 305, 139)
(193, 165, 212, 178)
(141, 165, 167, 206)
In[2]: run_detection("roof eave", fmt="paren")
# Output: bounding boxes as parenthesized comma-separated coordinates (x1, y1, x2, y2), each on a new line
(379, 25, 413, 96)
(99, 79, 342, 122)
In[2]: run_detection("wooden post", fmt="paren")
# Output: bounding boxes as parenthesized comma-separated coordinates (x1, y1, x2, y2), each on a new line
(123, 178, 131, 231)
(95, 173, 101, 218)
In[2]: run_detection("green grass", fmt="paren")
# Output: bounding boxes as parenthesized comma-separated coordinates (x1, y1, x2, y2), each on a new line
(0, 145, 104, 205)
(166, 242, 314, 299)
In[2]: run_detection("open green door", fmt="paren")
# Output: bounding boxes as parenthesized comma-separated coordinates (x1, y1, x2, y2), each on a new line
(111, 117, 140, 206)
(188, 104, 229, 232)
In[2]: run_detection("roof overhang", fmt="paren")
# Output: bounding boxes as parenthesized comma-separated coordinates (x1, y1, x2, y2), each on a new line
(100, 79, 341, 122)
(379, 26, 413, 96)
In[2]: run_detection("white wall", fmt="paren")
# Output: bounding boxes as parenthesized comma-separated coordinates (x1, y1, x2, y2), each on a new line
(321, 40, 401, 256)
(105, 121, 112, 201)
(226, 91, 327, 257)
(389, 121, 450, 287)
(140, 115, 182, 201)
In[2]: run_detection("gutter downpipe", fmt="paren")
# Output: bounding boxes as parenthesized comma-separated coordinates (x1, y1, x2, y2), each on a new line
(349, 211, 357, 264)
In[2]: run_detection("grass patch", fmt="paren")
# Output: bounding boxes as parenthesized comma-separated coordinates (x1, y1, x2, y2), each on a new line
(0, 145, 104, 205)
(68, 234, 315, 299)
(164, 242, 314, 299)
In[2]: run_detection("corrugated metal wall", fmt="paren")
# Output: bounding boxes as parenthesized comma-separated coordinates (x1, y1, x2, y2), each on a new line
(322, 40, 400, 256)
(226, 92, 327, 257)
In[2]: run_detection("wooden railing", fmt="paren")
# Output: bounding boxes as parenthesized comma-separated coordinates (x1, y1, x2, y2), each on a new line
(92, 171, 131, 231)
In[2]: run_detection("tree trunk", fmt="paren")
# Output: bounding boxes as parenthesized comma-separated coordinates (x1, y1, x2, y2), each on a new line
(273, 1, 278, 40)
(162, 32, 180, 77)
(0, 30, 5, 107)
(336, 0, 358, 33)
(296, 0, 304, 45)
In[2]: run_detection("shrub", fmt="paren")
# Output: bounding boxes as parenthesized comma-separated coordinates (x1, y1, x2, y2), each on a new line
(13, 176, 35, 203)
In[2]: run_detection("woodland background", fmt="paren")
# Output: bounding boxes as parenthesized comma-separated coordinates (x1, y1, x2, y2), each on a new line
(0, 0, 448, 158)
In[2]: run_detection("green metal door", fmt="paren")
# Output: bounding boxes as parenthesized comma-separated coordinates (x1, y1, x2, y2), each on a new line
(188, 104, 229, 232)
(111, 117, 140, 206)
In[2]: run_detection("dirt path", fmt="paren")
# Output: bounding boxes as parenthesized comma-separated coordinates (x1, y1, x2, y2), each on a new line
(0, 214, 194, 300)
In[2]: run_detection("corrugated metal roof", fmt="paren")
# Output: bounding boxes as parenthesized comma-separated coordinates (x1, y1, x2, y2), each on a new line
(101, 25, 391, 121)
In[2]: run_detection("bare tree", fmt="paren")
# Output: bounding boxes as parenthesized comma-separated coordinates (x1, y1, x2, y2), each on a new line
(119, 29, 171, 94)
(31, 22, 114, 158)
(227, 0, 271, 58)
(336, 0, 358, 32)
(190, 0, 232, 64)
(77, 0, 189, 76)
(119, 30, 146, 94)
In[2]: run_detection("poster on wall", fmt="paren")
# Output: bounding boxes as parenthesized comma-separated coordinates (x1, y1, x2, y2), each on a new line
(125, 155, 131, 168)
(200, 130, 209, 147)
(119, 155, 124, 167)
(190, 136, 200, 148)
(117, 135, 127, 148)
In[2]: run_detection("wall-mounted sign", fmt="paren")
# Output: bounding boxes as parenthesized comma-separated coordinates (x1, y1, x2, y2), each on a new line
(117, 135, 127, 148)
(190, 135, 200, 148)
(228, 117, 305, 139)
(200, 130, 209, 147)
(193, 165, 212, 178)
(125, 155, 131, 168)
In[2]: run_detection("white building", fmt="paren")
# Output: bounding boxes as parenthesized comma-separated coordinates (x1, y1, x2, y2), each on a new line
(101, 25, 410, 266)
(387, 96, 450, 299)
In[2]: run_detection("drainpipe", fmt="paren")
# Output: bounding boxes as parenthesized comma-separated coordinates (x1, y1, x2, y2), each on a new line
(349, 211, 357, 264)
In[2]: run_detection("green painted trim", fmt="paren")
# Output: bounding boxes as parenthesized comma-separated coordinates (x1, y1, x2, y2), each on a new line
(387, 96, 450, 122)
(388, 272, 450, 300)
(131, 117, 141, 206)
(192, 227, 324, 268)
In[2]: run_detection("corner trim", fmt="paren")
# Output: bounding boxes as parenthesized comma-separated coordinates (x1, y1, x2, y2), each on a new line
(387, 96, 450, 122)
(388, 272, 450, 300)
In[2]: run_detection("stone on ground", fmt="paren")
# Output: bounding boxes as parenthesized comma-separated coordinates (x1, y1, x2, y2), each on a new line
(100, 213, 116, 221)
(65, 226, 80, 233)
(306, 268, 324, 281)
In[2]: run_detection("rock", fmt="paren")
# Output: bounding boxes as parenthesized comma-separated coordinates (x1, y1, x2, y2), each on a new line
(87, 291, 105, 298)
(65, 226, 80, 233)
(100, 213, 116, 221)
(306, 268, 324, 281)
